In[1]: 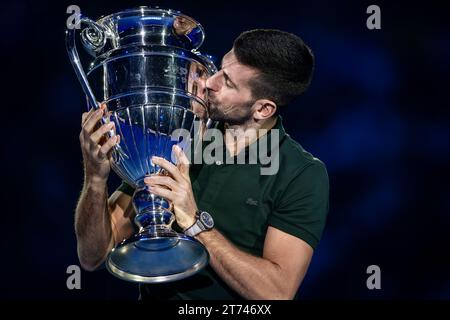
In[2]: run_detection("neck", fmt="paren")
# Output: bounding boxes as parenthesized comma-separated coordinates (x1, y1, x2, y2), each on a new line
(224, 116, 277, 156)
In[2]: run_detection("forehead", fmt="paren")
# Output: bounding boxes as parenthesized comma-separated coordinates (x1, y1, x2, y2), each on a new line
(221, 50, 258, 83)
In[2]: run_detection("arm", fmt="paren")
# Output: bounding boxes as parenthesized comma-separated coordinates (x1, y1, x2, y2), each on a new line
(75, 178, 112, 271)
(146, 146, 314, 299)
(75, 105, 134, 271)
(195, 226, 313, 300)
(75, 186, 135, 271)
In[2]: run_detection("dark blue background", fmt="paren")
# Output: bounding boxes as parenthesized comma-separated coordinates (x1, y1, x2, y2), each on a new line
(1, 0, 449, 299)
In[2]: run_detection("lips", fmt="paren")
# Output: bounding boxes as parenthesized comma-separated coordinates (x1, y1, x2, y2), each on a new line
(205, 93, 216, 111)
(205, 89, 214, 102)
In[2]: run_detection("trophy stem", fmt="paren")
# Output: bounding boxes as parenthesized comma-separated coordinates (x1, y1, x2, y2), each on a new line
(132, 187, 175, 230)
(107, 180, 209, 283)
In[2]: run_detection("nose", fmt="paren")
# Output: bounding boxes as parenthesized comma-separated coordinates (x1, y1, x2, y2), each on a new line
(206, 72, 221, 92)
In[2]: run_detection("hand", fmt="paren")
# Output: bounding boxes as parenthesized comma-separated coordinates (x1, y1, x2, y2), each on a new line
(79, 103, 120, 184)
(144, 145, 197, 230)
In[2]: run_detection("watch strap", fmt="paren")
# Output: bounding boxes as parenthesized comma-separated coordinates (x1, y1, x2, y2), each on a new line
(184, 218, 204, 237)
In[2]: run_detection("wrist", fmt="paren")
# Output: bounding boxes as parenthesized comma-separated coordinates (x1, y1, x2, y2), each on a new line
(184, 210, 215, 237)
(84, 164, 109, 185)
(84, 175, 108, 191)
(180, 215, 197, 232)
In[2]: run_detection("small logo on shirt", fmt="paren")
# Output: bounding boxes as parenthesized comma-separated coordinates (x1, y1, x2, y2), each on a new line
(245, 198, 258, 206)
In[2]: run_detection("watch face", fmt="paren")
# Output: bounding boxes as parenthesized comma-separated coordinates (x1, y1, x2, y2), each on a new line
(200, 211, 214, 229)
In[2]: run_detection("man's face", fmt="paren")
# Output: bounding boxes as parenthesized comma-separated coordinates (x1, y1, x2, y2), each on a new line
(205, 50, 258, 125)
(188, 62, 209, 120)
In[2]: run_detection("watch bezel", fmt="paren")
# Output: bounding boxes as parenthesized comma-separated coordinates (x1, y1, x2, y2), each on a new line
(199, 211, 214, 229)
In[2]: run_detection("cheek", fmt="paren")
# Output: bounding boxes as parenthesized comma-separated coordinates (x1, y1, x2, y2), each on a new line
(218, 89, 240, 104)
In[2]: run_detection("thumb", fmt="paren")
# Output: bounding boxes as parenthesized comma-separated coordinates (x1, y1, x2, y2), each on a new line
(174, 145, 190, 178)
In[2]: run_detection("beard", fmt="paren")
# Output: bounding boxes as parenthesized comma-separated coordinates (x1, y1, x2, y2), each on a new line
(207, 96, 254, 126)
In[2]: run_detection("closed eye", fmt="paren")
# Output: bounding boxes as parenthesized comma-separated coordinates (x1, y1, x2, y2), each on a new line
(223, 71, 236, 88)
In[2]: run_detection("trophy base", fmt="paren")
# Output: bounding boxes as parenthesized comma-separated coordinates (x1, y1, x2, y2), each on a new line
(106, 227, 209, 283)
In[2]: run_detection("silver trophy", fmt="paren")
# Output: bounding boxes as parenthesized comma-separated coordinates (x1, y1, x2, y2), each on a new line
(66, 7, 217, 283)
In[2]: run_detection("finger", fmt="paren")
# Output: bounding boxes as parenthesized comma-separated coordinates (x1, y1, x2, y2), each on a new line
(91, 122, 115, 144)
(83, 104, 107, 133)
(144, 175, 177, 190)
(81, 107, 96, 126)
(99, 133, 119, 147)
(98, 135, 119, 159)
(81, 102, 105, 126)
(173, 145, 190, 178)
(83, 108, 104, 133)
(149, 185, 174, 201)
(94, 110, 113, 138)
(151, 156, 184, 183)
(81, 111, 91, 126)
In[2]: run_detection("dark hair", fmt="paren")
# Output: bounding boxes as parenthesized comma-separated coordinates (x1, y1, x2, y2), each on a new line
(233, 29, 314, 108)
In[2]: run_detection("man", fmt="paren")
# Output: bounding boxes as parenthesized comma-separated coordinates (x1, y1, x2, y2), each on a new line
(76, 29, 329, 300)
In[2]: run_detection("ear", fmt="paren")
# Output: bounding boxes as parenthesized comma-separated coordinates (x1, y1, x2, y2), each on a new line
(252, 99, 277, 120)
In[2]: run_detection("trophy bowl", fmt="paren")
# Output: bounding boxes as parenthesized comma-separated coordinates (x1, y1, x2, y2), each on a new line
(66, 7, 217, 283)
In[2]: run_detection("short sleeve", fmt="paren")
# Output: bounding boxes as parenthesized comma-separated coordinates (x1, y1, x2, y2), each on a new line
(268, 162, 329, 250)
(117, 181, 135, 196)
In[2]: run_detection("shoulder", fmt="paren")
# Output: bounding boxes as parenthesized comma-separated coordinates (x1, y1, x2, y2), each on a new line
(268, 134, 330, 250)
(278, 133, 328, 180)
(265, 131, 329, 210)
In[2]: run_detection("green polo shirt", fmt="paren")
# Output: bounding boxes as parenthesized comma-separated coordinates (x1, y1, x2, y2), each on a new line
(117, 116, 329, 300)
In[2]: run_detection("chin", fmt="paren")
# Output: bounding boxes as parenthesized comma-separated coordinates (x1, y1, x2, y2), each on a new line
(207, 104, 220, 118)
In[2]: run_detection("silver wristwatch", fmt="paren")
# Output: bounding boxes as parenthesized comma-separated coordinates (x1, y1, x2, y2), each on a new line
(184, 210, 214, 237)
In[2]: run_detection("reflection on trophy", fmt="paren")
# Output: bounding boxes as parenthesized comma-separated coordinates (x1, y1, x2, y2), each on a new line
(66, 7, 217, 283)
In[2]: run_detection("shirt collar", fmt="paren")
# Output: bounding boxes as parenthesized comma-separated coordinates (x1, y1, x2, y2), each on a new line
(212, 115, 286, 165)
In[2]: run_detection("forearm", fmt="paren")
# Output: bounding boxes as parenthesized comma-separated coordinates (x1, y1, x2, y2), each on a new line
(75, 177, 113, 270)
(196, 229, 290, 300)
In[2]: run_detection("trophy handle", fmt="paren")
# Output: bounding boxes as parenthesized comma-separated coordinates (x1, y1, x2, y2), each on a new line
(66, 16, 128, 161)
(65, 15, 107, 110)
